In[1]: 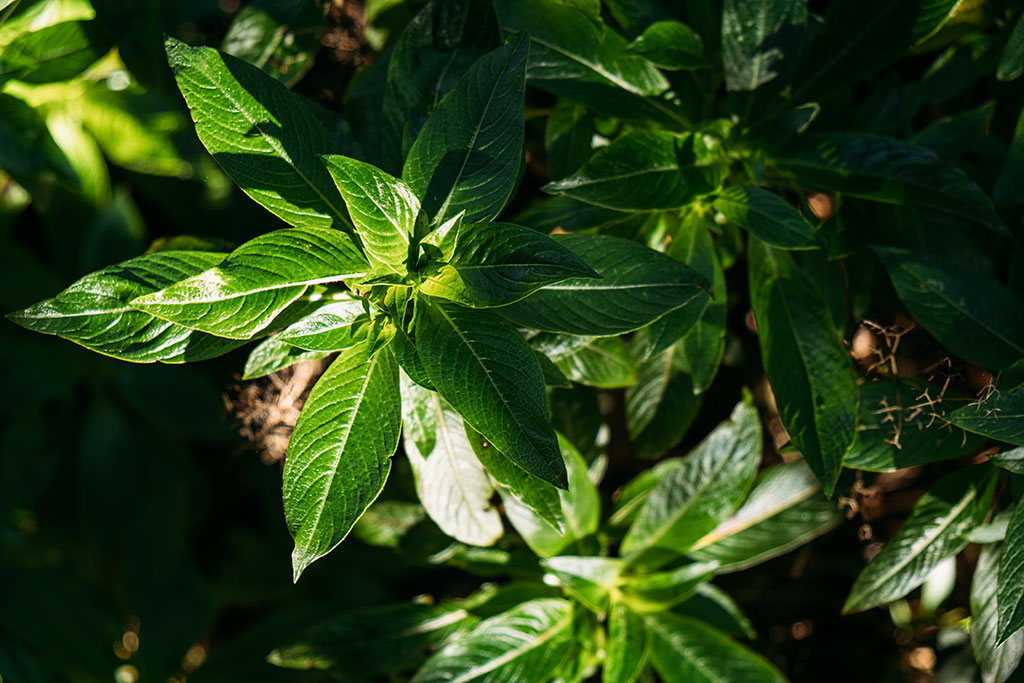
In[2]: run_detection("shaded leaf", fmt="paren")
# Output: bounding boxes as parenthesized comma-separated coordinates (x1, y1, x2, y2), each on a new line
(998, 503, 1024, 646)
(241, 335, 332, 379)
(713, 186, 823, 250)
(0, 20, 104, 84)
(0, 93, 76, 183)
(973, 542, 1024, 683)
(222, 0, 326, 87)
(625, 344, 700, 459)
(947, 385, 1024, 448)
(998, 11, 1024, 81)
(625, 20, 707, 70)
(545, 98, 595, 179)
(554, 336, 637, 389)
(276, 296, 371, 351)
(721, 0, 806, 92)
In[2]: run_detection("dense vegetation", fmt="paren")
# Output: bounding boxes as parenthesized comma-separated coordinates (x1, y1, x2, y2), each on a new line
(4, 0, 1024, 681)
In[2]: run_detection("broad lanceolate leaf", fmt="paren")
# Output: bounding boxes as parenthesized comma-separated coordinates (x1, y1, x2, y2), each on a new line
(604, 602, 647, 683)
(625, 20, 707, 70)
(545, 336, 636, 389)
(414, 298, 566, 488)
(619, 562, 718, 613)
(322, 155, 417, 273)
(0, 20, 104, 85)
(774, 133, 1007, 235)
(276, 296, 371, 351)
(412, 598, 575, 683)
(948, 385, 1024, 447)
(748, 238, 858, 496)
(974, 542, 1024, 683)
(688, 461, 842, 572)
(284, 340, 401, 580)
(403, 33, 528, 227)
(625, 344, 700, 459)
(400, 377, 503, 547)
(420, 222, 600, 308)
(713, 186, 824, 250)
(165, 37, 351, 230)
(721, 0, 806, 92)
(647, 613, 787, 683)
(874, 247, 1024, 371)
(501, 234, 709, 336)
(621, 401, 762, 568)
(543, 131, 727, 211)
(8, 251, 244, 363)
(131, 226, 368, 339)
(998, 11, 1024, 81)
(998, 503, 1024, 646)
(222, 0, 326, 88)
(241, 335, 332, 379)
(540, 556, 623, 612)
(843, 467, 995, 613)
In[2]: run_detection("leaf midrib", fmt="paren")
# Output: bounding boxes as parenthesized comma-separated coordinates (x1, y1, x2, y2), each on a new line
(448, 606, 572, 683)
(649, 618, 729, 683)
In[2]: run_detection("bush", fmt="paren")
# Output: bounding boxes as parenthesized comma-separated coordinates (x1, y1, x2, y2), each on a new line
(4, 0, 1024, 681)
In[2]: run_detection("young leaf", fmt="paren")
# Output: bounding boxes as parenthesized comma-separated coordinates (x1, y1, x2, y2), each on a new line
(241, 335, 332, 380)
(412, 598, 575, 683)
(998, 503, 1024, 646)
(973, 542, 1024, 682)
(621, 401, 762, 567)
(402, 33, 528, 226)
(997, 11, 1024, 81)
(947, 385, 1024, 448)
(413, 298, 567, 488)
(843, 467, 995, 613)
(321, 155, 418, 274)
(420, 221, 600, 308)
(647, 613, 787, 683)
(501, 234, 709, 336)
(400, 376, 503, 547)
(874, 247, 1024, 371)
(284, 339, 402, 581)
(604, 602, 647, 683)
(773, 133, 1007, 235)
(540, 556, 623, 612)
(748, 238, 858, 496)
(625, 20, 707, 70)
(721, 0, 806, 92)
(543, 131, 727, 211)
(8, 251, 245, 363)
(131, 226, 368, 339)
(164, 36, 350, 230)
(688, 461, 842, 572)
(625, 345, 700, 459)
(619, 562, 719, 613)
(713, 186, 824, 250)
(276, 297, 371, 351)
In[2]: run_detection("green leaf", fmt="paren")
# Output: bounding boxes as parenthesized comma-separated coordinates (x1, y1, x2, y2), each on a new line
(276, 296, 371, 351)
(625, 20, 707, 70)
(974, 542, 1024, 682)
(675, 583, 758, 640)
(619, 562, 718, 613)
(420, 221, 600, 308)
(609, 458, 683, 528)
(688, 461, 842, 572)
(625, 344, 700, 459)
(0, 20, 104, 84)
(991, 448, 1024, 476)
(284, 340, 402, 580)
(748, 238, 857, 496)
(131, 226, 368, 339)
(403, 33, 528, 226)
(322, 155, 418, 274)
(874, 247, 1024, 371)
(222, 0, 326, 87)
(241, 335, 333, 379)
(413, 298, 566, 488)
(721, 0, 806, 92)
(647, 613, 787, 683)
(501, 234, 709, 336)
(844, 381, 982, 472)
(268, 601, 473, 675)
(993, 105, 1024, 207)
(621, 401, 762, 567)
(412, 598, 575, 683)
(843, 467, 995, 613)
(543, 131, 727, 211)
(998, 11, 1024, 81)
(400, 376, 503, 547)
(8, 251, 245, 363)
(553, 337, 637, 389)
(774, 133, 1007, 236)
(998, 503, 1024, 646)
(540, 556, 623, 612)
(713, 186, 823, 250)
(0, 93, 76, 183)
(545, 98, 595, 179)
(165, 36, 351, 230)
(947, 385, 1024, 447)
(604, 601, 647, 683)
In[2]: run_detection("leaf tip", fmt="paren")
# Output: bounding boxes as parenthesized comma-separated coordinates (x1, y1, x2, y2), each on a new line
(291, 546, 316, 583)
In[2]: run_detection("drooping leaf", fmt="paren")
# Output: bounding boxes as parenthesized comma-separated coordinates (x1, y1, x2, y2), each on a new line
(619, 562, 718, 613)
(997, 11, 1024, 81)
(947, 385, 1024, 448)
(625, 20, 707, 70)
(688, 461, 842, 572)
(412, 598, 575, 683)
(420, 221, 600, 308)
(973, 542, 1024, 683)
(165, 36, 351, 230)
(241, 335, 333, 379)
(400, 376, 503, 547)
(874, 247, 1024, 371)
(625, 344, 700, 459)
(713, 186, 823, 250)
(543, 131, 727, 211)
(748, 238, 858, 496)
(275, 296, 372, 351)
(222, 0, 327, 87)
(284, 340, 402, 580)
(604, 601, 647, 683)
(131, 226, 368, 339)
(621, 401, 762, 567)
(322, 155, 418, 274)
(647, 613, 787, 683)
(998, 503, 1024, 646)
(721, 0, 806, 92)
(403, 32, 528, 226)
(7, 251, 245, 363)
(774, 133, 1007, 235)
(501, 234, 709, 336)
(843, 467, 995, 613)
(540, 556, 623, 612)
(413, 298, 566, 488)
